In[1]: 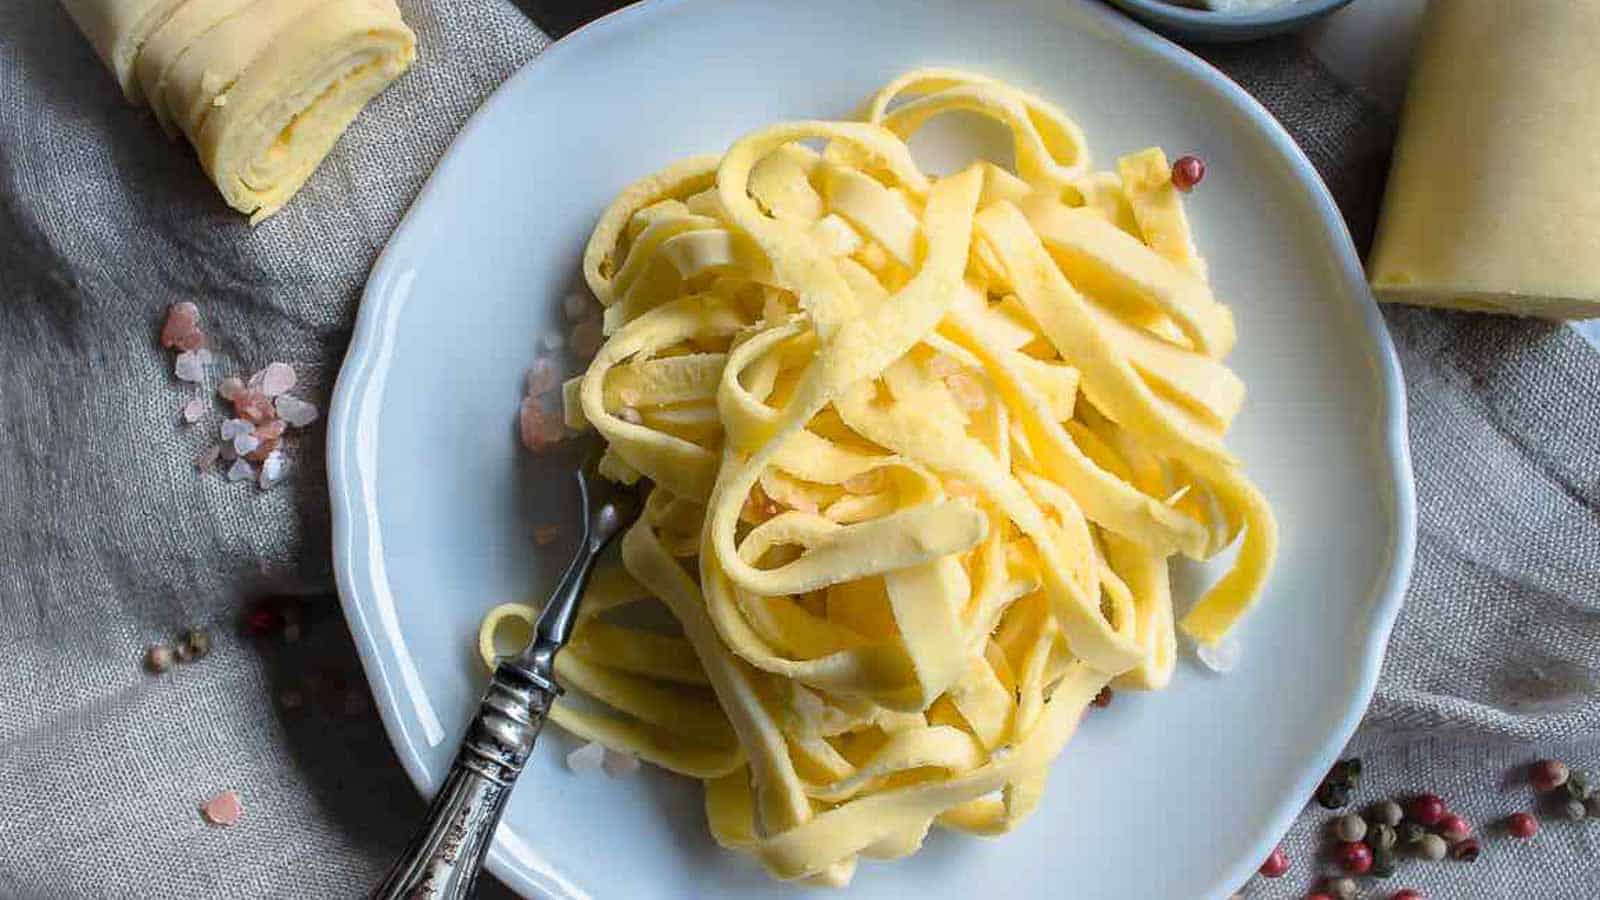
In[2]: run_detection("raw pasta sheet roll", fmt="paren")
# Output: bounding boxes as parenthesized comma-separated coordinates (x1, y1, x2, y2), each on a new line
(59, 0, 417, 222)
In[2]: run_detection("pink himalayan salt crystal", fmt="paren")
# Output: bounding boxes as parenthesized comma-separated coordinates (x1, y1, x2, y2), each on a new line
(562, 291, 590, 321)
(518, 397, 566, 453)
(926, 353, 962, 378)
(571, 317, 603, 358)
(200, 790, 242, 827)
(258, 451, 287, 488)
(274, 394, 318, 428)
(602, 748, 639, 778)
(220, 418, 253, 440)
(196, 445, 222, 473)
(232, 432, 260, 456)
(566, 741, 606, 774)
(225, 459, 254, 482)
(174, 348, 211, 383)
(233, 390, 276, 425)
(525, 358, 559, 397)
(160, 302, 203, 350)
(244, 436, 279, 463)
(254, 419, 287, 441)
(180, 398, 205, 423)
(217, 376, 245, 401)
(945, 373, 989, 412)
(257, 362, 296, 397)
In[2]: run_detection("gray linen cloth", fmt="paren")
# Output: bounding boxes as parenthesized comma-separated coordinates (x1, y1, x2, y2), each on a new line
(0, 2, 1595, 898)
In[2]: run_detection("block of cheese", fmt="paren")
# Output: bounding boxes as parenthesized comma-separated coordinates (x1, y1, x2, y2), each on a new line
(1368, 0, 1600, 319)
(58, 0, 416, 223)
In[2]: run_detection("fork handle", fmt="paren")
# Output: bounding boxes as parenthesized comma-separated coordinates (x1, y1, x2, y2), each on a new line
(372, 660, 560, 900)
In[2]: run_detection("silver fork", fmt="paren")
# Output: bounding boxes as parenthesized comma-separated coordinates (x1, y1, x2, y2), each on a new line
(374, 458, 641, 900)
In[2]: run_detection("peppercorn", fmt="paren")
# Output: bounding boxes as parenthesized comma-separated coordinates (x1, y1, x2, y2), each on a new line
(1335, 841, 1373, 875)
(1370, 845, 1397, 879)
(1563, 770, 1592, 802)
(1330, 758, 1363, 786)
(1562, 798, 1587, 821)
(1506, 811, 1539, 838)
(1368, 800, 1404, 828)
(1325, 877, 1358, 900)
(1369, 822, 1398, 852)
(1092, 686, 1113, 708)
(143, 643, 174, 674)
(1397, 822, 1427, 846)
(1258, 845, 1290, 878)
(1530, 759, 1569, 792)
(1436, 813, 1471, 843)
(180, 627, 212, 661)
(1392, 891, 1423, 900)
(1316, 781, 1351, 810)
(1171, 156, 1206, 193)
(1407, 793, 1446, 827)
(1449, 838, 1481, 862)
(1415, 833, 1448, 861)
(1334, 813, 1367, 843)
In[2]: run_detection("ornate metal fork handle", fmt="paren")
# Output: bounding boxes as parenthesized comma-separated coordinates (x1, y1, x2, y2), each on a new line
(374, 467, 636, 900)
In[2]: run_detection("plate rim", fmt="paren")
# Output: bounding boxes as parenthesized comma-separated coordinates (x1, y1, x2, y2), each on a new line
(328, 1, 1418, 896)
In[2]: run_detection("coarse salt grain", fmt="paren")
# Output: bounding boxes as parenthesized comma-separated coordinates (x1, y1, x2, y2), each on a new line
(175, 348, 211, 383)
(602, 749, 639, 778)
(226, 459, 254, 482)
(617, 406, 644, 425)
(945, 373, 989, 412)
(234, 391, 276, 425)
(566, 741, 607, 774)
(274, 394, 318, 428)
(220, 418, 253, 440)
(196, 445, 222, 473)
(181, 398, 205, 423)
(258, 451, 287, 488)
(200, 790, 242, 827)
(258, 362, 296, 397)
(571, 317, 603, 358)
(526, 358, 559, 396)
(232, 432, 260, 456)
(1196, 633, 1241, 673)
(160, 302, 201, 350)
(217, 376, 245, 401)
(254, 419, 287, 441)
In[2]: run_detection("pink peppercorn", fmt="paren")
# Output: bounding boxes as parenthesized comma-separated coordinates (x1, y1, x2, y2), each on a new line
(1307, 894, 1335, 900)
(1334, 841, 1372, 875)
(1171, 155, 1206, 192)
(1407, 793, 1446, 827)
(1436, 813, 1471, 842)
(1258, 846, 1289, 878)
(1392, 891, 1422, 900)
(1530, 759, 1570, 792)
(1506, 812, 1538, 838)
(244, 601, 282, 637)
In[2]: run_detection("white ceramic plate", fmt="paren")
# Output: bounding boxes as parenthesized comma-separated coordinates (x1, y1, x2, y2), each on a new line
(328, 1, 1416, 897)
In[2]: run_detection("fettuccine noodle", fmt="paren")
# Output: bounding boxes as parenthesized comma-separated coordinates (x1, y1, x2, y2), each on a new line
(481, 69, 1277, 885)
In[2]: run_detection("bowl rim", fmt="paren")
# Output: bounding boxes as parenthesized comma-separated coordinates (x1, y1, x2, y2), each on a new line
(1101, 0, 1359, 29)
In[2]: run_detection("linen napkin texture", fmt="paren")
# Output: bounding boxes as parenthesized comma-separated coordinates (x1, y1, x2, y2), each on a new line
(0, 2, 1594, 898)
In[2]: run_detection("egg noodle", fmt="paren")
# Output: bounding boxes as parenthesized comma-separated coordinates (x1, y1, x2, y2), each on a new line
(479, 69, 1278, 886)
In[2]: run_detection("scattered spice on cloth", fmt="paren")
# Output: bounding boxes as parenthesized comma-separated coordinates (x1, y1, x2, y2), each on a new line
(200, 790, 242, 827)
